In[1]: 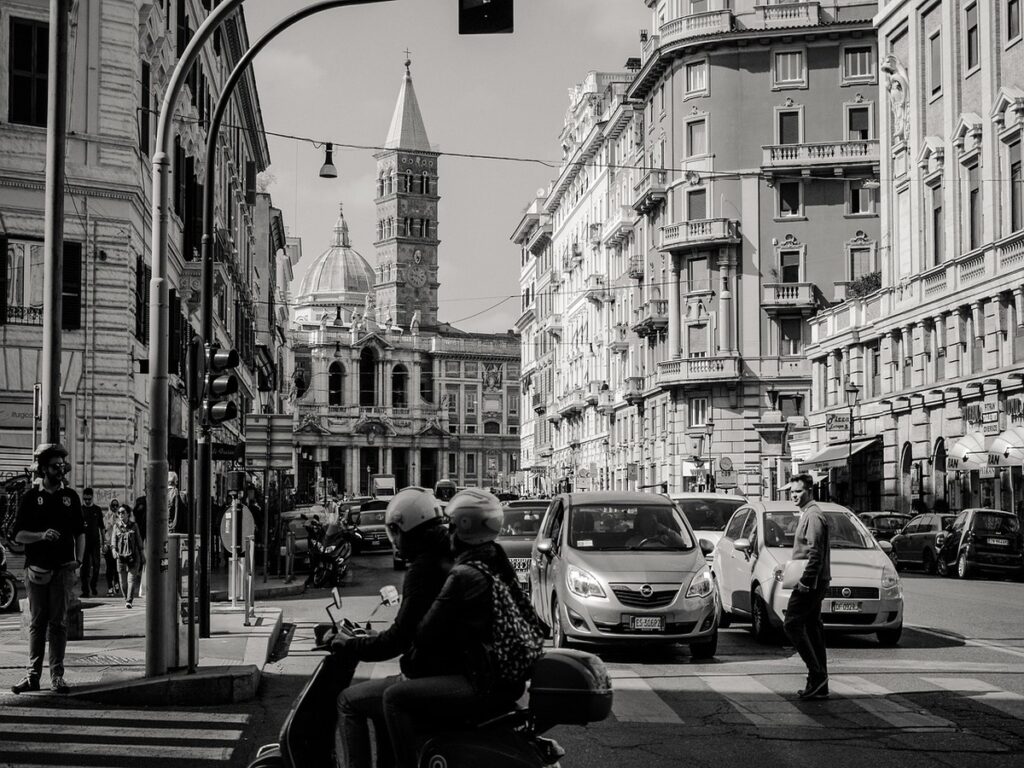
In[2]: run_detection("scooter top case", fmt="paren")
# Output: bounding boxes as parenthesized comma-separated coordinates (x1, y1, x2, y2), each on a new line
(529, 649, 613, 726)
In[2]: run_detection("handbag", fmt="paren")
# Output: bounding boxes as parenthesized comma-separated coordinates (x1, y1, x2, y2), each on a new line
(781, 559, 807, 590)
(27, 565, 54, 586)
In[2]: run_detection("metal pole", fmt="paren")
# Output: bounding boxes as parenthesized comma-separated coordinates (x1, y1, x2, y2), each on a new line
(185, 337, 198, 672)
(41, 0, 70, 446)
(262, 416, 271, 583)
(848, 403, 854, 508)
(229, 494, 239, 608)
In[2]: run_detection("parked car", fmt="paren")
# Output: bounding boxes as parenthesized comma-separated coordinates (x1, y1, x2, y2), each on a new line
(349, 500, 392, 554)
(670, 493, 747, 562)
(857, 512, 912, 543)
(713, 501, 904, 646)
(499, 500, 548, 596)
(936, 508, 1024, 579)
(888, 513, 956, 573)
(529, 491, 719, 659)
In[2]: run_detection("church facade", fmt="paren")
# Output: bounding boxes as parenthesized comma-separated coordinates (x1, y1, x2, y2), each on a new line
(288, 63, 521, 501)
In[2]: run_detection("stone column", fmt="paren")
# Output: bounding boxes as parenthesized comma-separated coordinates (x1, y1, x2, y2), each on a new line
(348, 447, 361, 497)
(717, 250, 735, 354)
(668, 253, 682, 359)
(411, 447, 421, 486)
(933, 313, 947, 382)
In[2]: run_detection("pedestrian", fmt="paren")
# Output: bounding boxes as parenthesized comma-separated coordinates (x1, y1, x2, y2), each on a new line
(79, 488, 104, 598)
(10, 443, 85, 694)
(112, 504, 145, 608)
(167, 471, 186, 534)
(784, 473, 831, 700)
(102, 500, 120, 597)
(132, 494, 147, 543)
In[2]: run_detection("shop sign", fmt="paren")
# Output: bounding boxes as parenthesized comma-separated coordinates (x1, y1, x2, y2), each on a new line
(979, 467, 997, 479)
(715, 469, 737, 489)
(946, 456, 961, 471)
(982, 401, 1001, 436)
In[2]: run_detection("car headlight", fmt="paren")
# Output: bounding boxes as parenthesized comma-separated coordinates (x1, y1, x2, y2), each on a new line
(881, 564, 901, 598)
(772, 566, 784, 584)
(566, 565, 606, 599)
(686, 566, 715, 599)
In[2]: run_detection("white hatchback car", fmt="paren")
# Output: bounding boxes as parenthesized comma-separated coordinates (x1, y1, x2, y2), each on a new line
(713, 501, 904, 646)
(670, 493, 747, 562)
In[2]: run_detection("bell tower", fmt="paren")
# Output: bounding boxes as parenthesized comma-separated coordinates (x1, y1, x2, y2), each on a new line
(373, 57, 440, 330)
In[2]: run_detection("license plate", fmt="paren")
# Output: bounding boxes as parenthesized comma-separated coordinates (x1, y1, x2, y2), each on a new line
(628, 615, 665, 631)
(831, 601, 861, 613)
(370, 540, 382, 547)
(516, 571, 529, 585)
(989, 538, 1009, 546)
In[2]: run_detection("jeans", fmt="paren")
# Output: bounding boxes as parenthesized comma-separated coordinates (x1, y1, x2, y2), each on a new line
(784, 583, 829, 682)
(80, 544, 101, 595)
(103, 549, 117, 591)
(25, 566, 73, 680)
(337, 675, 400, 768)
(116, 560, 141, 601)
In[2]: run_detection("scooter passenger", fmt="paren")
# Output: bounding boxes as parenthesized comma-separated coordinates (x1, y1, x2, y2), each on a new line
(382, 489, 529, 768)
(332, 487, 457, 768)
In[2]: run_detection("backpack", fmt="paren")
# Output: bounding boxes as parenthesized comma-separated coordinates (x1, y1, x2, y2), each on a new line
(467, 561, 548, 691)
(113, 523, 137, 563)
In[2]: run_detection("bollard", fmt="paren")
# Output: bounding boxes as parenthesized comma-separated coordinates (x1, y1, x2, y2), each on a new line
(284, 529, 295, 584)
(243, 535, 255, 626)
(166, 534, 187, 669)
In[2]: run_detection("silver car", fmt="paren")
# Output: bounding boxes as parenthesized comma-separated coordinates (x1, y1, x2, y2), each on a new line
(529, 491, 719, 658)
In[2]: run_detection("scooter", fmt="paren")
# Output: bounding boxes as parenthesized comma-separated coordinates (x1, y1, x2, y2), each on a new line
(305, 519, 354, 589)
(248, 588, 613, 768)
(0, 541, 19, 612)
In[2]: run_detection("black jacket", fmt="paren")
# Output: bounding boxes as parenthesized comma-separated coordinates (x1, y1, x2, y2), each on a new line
(345, 524, 460, 678)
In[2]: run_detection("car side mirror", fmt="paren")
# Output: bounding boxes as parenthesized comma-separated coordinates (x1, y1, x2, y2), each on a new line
(536, 538, 554, 558)
(699, 538, 715, 556)
(734, 537, 751, 553)
(878, 540, 893, 554)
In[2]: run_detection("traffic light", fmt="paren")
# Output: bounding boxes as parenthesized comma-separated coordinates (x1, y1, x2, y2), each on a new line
(458, 0, 513, 34)
(202, 346, 239, 425)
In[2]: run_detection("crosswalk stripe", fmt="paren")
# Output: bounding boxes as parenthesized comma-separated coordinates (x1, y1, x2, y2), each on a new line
(3, 722, 245, 739)
(0, 706, 250, 724)
(698, 675, 821, 728)
(608, 669, 683, 724)
(923, 677, 1024, 721)
(829, 676, 956, 731)
(0, 742, 234, 761)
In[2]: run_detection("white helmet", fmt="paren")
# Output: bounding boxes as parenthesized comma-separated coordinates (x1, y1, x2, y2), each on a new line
(385, 487, 442, 536)
(447, 488, 503, 545)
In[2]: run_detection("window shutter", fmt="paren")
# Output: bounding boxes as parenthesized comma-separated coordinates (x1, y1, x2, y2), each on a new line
(61, 242, 82, 330)
(168, 288, 181, 376)
(0, 235, 7, 325)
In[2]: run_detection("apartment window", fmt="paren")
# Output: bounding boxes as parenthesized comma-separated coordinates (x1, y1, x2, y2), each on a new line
(688, 255, 709, 292)
(687, 325, 708, 358)
(140, 62, 151, 156)
(778, 110, 801, 145)
(448, 453, 457, 476)
(445, 361, 460, 377)
(773, 50, 806, 88)
(847, 180, 877, 215)
(135, 254, 152, 342)
(690, 0, 708, 12)
(779, 250, 801, 283)
(465, 389, 478, 421)
(850, 247, 872, 280)
(1010, 0, 1022, 43)
(686, 119, 707, 157)
(930, 184, 945, 263)
(842, 45, 874, 82)
(869, 344, 881, 396)
(778, 182, 803, 218)
(0, 239, 82, 330)
(847, 106, 871, 141)
(780, 318, 802, 357)
(967, 162, 982, 249)
(687, 189, 707, 220)
(965, 3, 980, 72)
(685, 60, 707, 95)
(1010, 140, 1023, 232)
(466, 454, 477, 475)
(688, 397, 708, 427)
(9, 18, 48, 127)
(929, 33, 942, 96)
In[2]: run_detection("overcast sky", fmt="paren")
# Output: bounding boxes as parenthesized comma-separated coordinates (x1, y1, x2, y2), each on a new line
(244, 0, 648, 333)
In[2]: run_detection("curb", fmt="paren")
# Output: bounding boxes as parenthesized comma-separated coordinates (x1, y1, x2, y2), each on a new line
(65, 664, 261, 705)
(209, 581, 306, 602)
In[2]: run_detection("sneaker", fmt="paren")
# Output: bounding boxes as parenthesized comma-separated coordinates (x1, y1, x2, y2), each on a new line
(106, 588, 114, 597)
(11, 676, 40, 694)
(126, 600, 133, 609)
(50, 676, 69, 694)
(797, 677, 829, 700)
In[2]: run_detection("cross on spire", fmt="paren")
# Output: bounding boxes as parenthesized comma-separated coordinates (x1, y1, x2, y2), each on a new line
(404, 49, 412, 72)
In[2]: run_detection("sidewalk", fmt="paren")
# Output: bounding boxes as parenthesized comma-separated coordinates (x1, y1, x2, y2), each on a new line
(0, 555, 307, 706)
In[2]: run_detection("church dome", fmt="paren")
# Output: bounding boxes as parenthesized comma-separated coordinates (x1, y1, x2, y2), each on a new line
(296, 204, 376, 302)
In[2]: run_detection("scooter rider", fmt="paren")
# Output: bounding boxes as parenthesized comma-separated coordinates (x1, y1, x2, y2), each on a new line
(332, 487, 458, 768)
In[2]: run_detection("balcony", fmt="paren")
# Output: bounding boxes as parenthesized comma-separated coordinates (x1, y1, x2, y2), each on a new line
(609, 323, 630, 353)
(755, 2, 820, 28)
(596, 390, 615, 414)
(627, 255, 645, 280)
(762, 282, 818, 315)
(515, 305, 536, 329)
(532, 392, 547, 414)
(631, 300, 669, 337)
(538, 443, 553, 458)
(761, 140, 879, 171)
(660, 9, 734, 46)
(558, 388, 586, 417)
(660, 218, 740, 252)
(623, 376, 645, 405)
(544, 313, 563, 337)
(526, 218, 553, 256)
(569, 243, 584, 268)
(603, 205, 636, 245)
(632, 170, 668, 214)
(4, 305, 43, 326)
(548, 266, 562, 285)
(584, 274, 609, 303)
(656, 356, 742, 388)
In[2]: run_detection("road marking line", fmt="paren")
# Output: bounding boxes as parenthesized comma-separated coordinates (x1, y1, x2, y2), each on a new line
(924, 677, 1024, 721)
(608, 670, 683, 724)
(908, 625, 1024, 660)
(1, 722, 245, 739)
(829, 676, 957, 731)
(0, 707, 250, 724)
(699, 674, 821, 728)
(0, 742, 234, 760)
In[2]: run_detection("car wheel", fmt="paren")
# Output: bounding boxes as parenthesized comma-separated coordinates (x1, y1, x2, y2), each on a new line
(750, 592, 775, 644)
(877, 624, 903, 647)
(689, 629, 718, 660)
(922, 549, 936, 575)
(936, 554, 950, 577)
(0, 574, 17, 612)
(956, 552, 972, 579)
(311, 564, 330, 588)
(551, 596, 571, 649)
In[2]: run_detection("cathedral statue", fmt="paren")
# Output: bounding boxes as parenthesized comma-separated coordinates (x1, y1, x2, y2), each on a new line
(410, 309, 421, 334)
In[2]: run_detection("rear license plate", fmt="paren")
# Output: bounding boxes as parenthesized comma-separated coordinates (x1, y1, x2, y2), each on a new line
(831, 601, 861, 613)
(628, 615, 665, 631)
(989, 538, 1009, 546)
(516, 571, 529, 585)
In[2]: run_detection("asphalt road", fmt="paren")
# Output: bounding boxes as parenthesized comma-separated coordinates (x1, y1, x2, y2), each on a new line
(237, 553, 1024, 767)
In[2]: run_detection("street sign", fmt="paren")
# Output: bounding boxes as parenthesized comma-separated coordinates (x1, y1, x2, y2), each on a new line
(715, 469, 738, 489)
(220, 504, 255, 553)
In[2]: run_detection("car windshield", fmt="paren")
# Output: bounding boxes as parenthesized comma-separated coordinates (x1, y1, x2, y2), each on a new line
(498, 508, 544, 538)
(975, 512, 1020, 535)
(762, 509, 876, 549)
(870, 516, 908, 532)
(359, 511, 386, 526)
(676, 498, 746, 532)
(568, 504, 694, 551)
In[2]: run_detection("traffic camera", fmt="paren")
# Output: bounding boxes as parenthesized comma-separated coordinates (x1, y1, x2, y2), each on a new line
(202, 346, 239, 425)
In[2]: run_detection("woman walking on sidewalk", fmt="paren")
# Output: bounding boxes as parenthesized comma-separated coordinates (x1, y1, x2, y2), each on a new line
(102, 500, 120, 597)
(111, 505, 145, 608)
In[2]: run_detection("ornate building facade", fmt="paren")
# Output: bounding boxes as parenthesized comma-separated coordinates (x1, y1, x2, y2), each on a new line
(289, 63, 520, 501)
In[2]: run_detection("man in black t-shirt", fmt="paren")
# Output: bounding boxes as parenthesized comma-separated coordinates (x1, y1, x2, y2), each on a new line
(11, 444, 85, 695)
(79, 488, 104, 598)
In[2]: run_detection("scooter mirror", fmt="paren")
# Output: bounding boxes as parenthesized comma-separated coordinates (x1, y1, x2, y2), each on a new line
(379, 585, 400, 606)
(332, 587, 343, 610)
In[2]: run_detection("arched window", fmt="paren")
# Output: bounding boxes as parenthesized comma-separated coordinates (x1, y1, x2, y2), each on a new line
(359, 348, 377, 406)
(328, 362, 345, 406)
(404, 171, 412, 192)
(376, 173, 385, 198)
(392, 364, 409, 408)
(421, 172, 430, 195)
(384, 172, 393, 195)
(484, 421, 501, 434)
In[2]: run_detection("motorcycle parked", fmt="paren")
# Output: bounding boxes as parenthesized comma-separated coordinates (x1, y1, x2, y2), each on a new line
(0, 541, 19, 612)
(304, 518, 354, 589)
(248, 588, 613, 768)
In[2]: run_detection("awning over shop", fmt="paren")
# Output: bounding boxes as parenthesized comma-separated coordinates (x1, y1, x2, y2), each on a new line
(990, 426, 1024, 466)
(802, 438, 880, 470)
(946, 432, 989, 471)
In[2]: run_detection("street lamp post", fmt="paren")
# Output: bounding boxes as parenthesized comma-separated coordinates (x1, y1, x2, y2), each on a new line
(705, 416, 716, 492)
(601, 438, 610, 490)
(845, 378, 861, 508)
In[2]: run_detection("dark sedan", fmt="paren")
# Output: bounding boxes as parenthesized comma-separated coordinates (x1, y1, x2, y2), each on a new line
(498, 500, 548, 594)
(889, 512, 957, 573)
(858, 512, 912, 543)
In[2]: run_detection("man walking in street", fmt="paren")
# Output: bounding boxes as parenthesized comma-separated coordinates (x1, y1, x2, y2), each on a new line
(79, 488, 104, 598)
(784, 473, 831, 700)
(11, 444, 85, 694)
